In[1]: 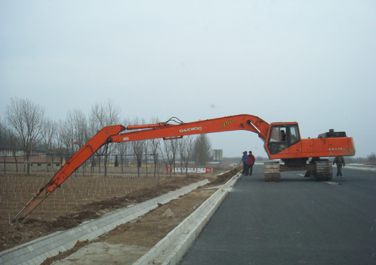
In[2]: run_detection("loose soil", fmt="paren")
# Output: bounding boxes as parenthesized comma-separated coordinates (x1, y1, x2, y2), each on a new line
(1, 167, 240, 265)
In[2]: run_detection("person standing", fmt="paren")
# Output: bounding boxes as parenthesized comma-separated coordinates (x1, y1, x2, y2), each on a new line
(333, 156, 345, 178)
(241, 151, 248, 175)
(247, 151, 256, 176)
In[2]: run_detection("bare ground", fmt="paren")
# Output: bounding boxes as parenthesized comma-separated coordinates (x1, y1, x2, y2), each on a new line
(1, 167, 240, 264)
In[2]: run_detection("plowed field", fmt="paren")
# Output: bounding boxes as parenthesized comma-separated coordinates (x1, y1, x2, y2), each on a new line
(0, 167, 239, 257)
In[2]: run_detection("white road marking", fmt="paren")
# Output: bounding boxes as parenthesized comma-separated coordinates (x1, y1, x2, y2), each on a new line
(324, 181, 341, 185)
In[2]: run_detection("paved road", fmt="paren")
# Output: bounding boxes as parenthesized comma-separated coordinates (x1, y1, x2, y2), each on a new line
(180, 165, 376, 265)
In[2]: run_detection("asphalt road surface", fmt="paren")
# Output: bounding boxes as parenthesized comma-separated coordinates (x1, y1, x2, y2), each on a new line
(180, 165, 376, 265)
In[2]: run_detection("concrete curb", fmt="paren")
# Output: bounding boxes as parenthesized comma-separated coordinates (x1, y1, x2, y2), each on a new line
(0, 179, 209, 265)
(134, 172, 242, 265)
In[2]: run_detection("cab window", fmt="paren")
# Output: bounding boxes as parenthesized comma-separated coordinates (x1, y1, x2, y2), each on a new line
(290, 125, 300, 144)
(267, 125, 300, 154)
(269, 126, 287, 142)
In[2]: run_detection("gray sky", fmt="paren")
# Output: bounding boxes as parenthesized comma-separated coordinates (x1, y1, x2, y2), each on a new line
(1, 1, 375, 158)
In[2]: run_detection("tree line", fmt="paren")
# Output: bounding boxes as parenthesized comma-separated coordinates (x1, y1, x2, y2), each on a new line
(0, 98, 212, 176)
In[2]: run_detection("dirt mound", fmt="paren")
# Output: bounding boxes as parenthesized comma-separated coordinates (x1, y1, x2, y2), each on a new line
(41, 240, 90, 265)
(209, 168, 240, 186)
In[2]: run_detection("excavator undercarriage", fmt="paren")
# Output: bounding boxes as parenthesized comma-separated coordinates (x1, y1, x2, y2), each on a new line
(264, 159, 333, 182)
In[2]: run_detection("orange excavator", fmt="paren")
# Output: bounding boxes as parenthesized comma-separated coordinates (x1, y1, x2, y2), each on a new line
(14, 114, 355, 221)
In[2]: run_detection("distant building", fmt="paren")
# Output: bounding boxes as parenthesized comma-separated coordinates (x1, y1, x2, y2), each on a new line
(0, 145, 48, 157)
(0, 156, 62, 167)
(0, 145, 24, 156)
(211, 149, 223, 162)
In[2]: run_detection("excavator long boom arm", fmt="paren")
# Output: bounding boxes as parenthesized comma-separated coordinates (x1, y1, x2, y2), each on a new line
(111, 114, 268, 143)
(14, 115, 268, 221)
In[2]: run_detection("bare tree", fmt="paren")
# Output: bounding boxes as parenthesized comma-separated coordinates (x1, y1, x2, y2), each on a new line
(0, 120, 20, 172)
(129, 118, 147, 177)
(368, 153, 376, 165)
(179, 135, 194, 176)
(89, 100, 120, 176)
(132, 139, 144, 177)
(0, 120, 9, 174)
(56, 120, 70, 166)
(64, 109, 89, 174)
(0, 118, 6, 148)
(117, 142, 129, 174)
(163, 139, 179, 176)
(5, 98, 46, 174)
(130, 120, 143, 177)
(192, 134, 212, 166)
(159, 141, 171, 175)
(60, 110, 86, 155)
(41, 119, 57, 173)
(144, 139, 150, 177)
(150, 137, 161, 177)
(117, 119, 130, 174)
(149, 117, 161, 177)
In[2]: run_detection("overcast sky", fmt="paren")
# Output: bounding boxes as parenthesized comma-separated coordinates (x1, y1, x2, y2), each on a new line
(1, 1, 375, 158)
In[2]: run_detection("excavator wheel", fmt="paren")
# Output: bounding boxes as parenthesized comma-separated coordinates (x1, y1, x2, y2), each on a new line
(306, 160, 333, 181)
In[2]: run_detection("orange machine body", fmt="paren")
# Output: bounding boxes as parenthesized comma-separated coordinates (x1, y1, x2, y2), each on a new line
(264, 122, 355, 160)
(14, 115, 355, 221)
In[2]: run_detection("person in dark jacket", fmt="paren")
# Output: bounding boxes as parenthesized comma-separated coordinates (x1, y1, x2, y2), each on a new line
(247, 151, 256, 176)
(241, 151, 248, 175)
(280, 130, 286, 141)
(333, 156, 345, 178)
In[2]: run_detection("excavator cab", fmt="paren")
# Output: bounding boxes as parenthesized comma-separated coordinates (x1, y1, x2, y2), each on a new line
(266, 122, 301, 155)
